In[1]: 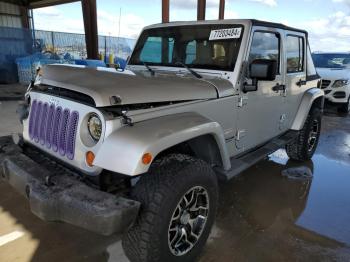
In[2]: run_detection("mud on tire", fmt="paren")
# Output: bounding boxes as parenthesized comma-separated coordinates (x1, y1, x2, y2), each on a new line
(285, 107, 322, 161)
(122, 154, 218, 262)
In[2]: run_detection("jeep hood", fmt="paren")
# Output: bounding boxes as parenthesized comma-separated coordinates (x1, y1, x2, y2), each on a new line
(316, 67, 350, 81)
(40, 64, 234, 107)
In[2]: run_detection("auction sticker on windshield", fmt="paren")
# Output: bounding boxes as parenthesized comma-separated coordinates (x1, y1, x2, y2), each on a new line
(209, 28, 242, 41)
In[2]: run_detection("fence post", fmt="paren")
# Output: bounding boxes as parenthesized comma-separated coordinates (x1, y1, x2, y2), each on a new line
(51, 31, 55, 52)
(104, 35, 107, 63)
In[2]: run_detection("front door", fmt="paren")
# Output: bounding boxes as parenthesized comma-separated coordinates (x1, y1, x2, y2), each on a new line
(236, 28, 287, 153)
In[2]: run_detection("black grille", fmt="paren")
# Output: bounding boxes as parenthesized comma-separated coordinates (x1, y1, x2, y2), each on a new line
(321, 80, 331, 89)
(34, 85, 96, 107)
(333, 91, 346, 99)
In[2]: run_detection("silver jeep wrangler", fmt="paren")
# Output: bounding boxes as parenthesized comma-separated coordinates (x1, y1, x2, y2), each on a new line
(0, 19, 324, 262)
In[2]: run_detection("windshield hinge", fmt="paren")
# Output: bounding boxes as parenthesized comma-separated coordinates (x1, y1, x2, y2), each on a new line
(236, 129, 246, 141)
(121, 111, 134, 126)
(238, 96, 248, 108)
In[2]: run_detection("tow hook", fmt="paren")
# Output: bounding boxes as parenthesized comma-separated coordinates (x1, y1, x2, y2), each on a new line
(45, 175, 55, 187)
(16, 102, 29, 124)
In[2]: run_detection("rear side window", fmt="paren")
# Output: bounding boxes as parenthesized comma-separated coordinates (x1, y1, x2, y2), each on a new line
(249, 32, 280, 73)
(286, 35, 304, 73)
(307, 47, 317, 76)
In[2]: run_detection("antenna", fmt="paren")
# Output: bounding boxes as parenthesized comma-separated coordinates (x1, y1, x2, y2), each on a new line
(117, 7, 122, 57)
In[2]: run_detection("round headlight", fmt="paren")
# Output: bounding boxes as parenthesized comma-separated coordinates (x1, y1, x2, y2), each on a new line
(87, 114, 102, 141)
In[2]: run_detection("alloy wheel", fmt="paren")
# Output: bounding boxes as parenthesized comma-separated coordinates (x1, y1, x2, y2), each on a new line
(168, 186, 210, 256)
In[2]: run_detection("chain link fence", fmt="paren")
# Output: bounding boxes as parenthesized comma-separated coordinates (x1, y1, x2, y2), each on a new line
(35, 29, 135, 60)
(0, 26, 136, 84)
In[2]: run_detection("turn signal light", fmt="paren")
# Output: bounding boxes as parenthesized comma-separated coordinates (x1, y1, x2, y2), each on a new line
(142, 153, 153, 165)
(86, 151, 95, 167)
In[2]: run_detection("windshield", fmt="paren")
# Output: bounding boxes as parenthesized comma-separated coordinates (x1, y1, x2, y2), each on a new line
(312, 53, 350, 69)
(129, 24, 244, 71)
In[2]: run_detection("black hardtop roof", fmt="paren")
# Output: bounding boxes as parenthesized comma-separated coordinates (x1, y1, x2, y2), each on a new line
(145, 19, 308, 36)
(251, 19, 308, 35)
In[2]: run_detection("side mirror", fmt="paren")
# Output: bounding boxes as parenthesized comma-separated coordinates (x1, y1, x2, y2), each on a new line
(250, 59, 277, 81)
(243, 59, 278, 93)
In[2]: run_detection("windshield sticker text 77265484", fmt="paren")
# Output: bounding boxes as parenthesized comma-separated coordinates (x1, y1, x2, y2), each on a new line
(209, 28, 242, 41)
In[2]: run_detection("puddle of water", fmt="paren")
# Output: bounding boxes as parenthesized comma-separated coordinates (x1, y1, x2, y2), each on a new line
(296, 154, 350, 245)
(206, 146, 350, 261)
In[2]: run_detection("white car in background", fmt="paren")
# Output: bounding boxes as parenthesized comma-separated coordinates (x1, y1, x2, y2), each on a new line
(312, 52, 350, 113)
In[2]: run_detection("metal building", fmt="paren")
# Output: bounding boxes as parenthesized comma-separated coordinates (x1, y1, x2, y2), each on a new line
(0, 2, 22, 28)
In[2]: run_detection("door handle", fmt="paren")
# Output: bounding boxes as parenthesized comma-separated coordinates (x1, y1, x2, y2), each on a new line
(272, 84, 286, 92)
(296, 79, 307, 87)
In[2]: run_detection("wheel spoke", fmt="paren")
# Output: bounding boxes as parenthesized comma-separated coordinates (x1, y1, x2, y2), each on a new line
(187, 216, 205, 240)
(189, 205, 208, 213)
(171, 206, 182, 221)
(173, 227, 187, 248)
(184, 190, 196, 208)
(170, 226, 181, 246)
(307, 120, 319, 152)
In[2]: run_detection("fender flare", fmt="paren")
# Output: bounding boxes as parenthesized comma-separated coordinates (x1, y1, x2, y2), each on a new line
(291, 88, 324, 131)
(94, 112, 231, 176)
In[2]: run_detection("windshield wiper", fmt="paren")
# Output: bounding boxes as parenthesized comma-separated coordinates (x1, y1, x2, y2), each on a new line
(142, 62, 155, 76)
(175, 61, 202, 79)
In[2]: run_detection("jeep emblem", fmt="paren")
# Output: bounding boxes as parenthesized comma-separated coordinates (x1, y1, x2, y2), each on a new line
(49, 97, 59, 107)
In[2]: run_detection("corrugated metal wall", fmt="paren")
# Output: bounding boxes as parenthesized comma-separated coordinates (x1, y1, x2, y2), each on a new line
(0, 1, 22, 28)
(0, 2, 30, 83)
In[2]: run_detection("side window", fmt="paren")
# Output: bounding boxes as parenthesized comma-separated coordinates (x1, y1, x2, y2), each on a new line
(185, 40, 196, 64)
(249, 31, 280, 72)
(140, 37, 174, 63)
(140, 37, 162, 63)
(286, 35, 304, 73)
(306, 46, 316, 76)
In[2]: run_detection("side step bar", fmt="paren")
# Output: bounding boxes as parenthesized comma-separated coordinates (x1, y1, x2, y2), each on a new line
(215, 131, 298, 181)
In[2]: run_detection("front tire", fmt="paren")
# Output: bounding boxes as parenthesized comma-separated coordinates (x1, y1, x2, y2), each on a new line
(286, 107, 322, 161)
(122, 154, 218, 262)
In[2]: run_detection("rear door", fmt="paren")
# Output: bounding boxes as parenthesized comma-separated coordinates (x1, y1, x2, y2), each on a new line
(283, 32, 307, 128)
(236, 27, 287, 153)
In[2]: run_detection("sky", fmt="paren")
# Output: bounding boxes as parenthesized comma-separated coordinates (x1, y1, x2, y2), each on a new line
(32, 0, 350, 52)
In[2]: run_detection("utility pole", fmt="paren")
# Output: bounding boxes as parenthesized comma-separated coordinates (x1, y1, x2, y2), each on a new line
(219, 0, 225, 19)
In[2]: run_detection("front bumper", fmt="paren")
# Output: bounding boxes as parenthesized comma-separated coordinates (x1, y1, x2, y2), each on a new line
(0, 136, 140, 236)
(323, 86, 350, 103)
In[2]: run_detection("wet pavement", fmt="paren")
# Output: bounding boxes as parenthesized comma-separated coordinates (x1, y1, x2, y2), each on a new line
(0, 101, 22, 137)
(0, 84, 26, 101)
(0, 102, 350, 262)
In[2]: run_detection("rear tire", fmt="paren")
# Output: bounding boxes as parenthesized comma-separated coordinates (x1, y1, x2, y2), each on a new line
(286, 107, 322, 161)
(122, 154, 218, 262)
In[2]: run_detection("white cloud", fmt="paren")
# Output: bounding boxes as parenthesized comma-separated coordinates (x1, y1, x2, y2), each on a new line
(33, 7, 84, 34)
(206, 8, 239, 19)
(332, 0, 350, 8)
(249, 0, 277, 7)
(298, 11, 350, 52)
(34, 7, 145, 39)
(171, 0, 219, 9)
(97, 10, 145, 39)
(34, 6, 61, 17)
(225, 10, 240, 19)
